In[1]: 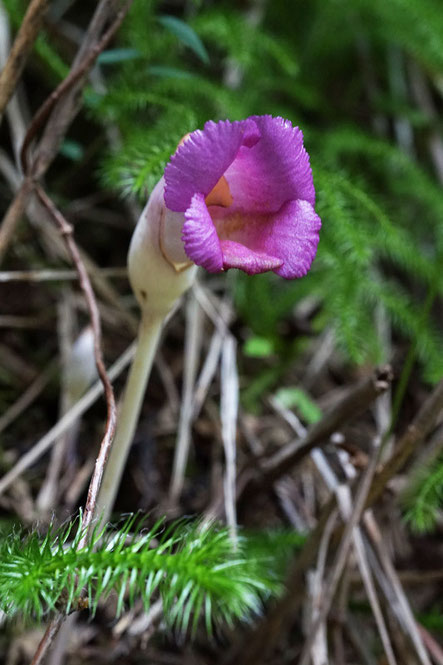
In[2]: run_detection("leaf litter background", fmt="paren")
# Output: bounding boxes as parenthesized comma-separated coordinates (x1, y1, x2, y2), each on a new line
(1, 0, 443, 663)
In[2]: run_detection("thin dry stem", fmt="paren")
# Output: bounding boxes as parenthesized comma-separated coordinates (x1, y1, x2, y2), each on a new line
(168, 293, 203, 504)
(220, 335, 239, 543)
(35, 186, 117, 542)
(0, 267, 127, 282)
(30, 615, 65, 665)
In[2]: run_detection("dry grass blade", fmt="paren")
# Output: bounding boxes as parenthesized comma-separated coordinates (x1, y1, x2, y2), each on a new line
(193, 282, 232, 335)
(220, 335, 239, 543)
(0, 0, 133, 264)
(306, 509, 337, 665)
(37, 314, 97, 516)
(0, 268, 128, 282)
(192, 329, 223, 419)
(169, 292, 203, 505)
(36, 296, 77, 516)
(288, 399, 398, 665)
(297, 439, 381, 665)
(0, 4, 28, 167)
(342, 491, 398, 665)
(418, 625, 443, 665)
(192, 291, 232, 419)
(364, 512, 432, 665)
(23, 0, 134, 177)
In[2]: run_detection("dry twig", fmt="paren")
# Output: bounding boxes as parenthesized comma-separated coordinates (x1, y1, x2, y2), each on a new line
(0, 267, 127, 282)
(168, 293, 203, 505)
(220, 335, 239, 543)
(0, 0, 49, 117)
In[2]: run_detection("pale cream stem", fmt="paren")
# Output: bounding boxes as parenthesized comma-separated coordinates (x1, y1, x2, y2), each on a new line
(95, 311, 163, 524)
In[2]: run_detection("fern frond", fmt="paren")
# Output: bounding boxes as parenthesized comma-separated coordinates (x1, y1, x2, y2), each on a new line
(0, 515, 303, 634)
(350, 0, 443, 73)
(403, 451, 443, 533)
(320, 127, 443, 245)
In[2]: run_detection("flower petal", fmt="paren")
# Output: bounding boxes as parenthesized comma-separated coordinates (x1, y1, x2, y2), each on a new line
(165, 119, 260, 212)
(182, 193, 223, 272)
(268, 199, 321, 278)
(220, 240, 283, 275)
(214, 199, 321, 279)
(223, 115, 315, 213)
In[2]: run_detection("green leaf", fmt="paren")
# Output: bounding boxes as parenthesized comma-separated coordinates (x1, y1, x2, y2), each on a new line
(402, 451, 443, 533)
(148, 65, 196, 79)
(158, 15, 209, 64)
(59, 140, 84, 162)
(274, 387, 323, 425)
(98, 48, 142, 65)
(243, 336, 275, 358)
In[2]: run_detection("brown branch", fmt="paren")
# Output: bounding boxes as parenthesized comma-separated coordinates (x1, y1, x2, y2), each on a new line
(0, 0, 49, 117)
(261, 365, 393, 485)
(30, 615, 65, 665)
(367, 376, 443, 507)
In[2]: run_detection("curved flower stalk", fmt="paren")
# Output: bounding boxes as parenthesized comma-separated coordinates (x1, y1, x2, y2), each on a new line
(95, 182, 197, 521)
(96, 115, 320, 522)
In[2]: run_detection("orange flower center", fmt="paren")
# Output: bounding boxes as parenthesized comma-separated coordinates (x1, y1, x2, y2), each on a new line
(205, 176, 233, 208)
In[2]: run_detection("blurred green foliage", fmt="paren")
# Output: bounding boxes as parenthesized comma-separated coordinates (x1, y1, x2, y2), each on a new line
(403, 450, 443, 533)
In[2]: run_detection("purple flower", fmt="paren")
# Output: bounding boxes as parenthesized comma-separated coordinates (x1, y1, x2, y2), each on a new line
(164, 115, 321, 279)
